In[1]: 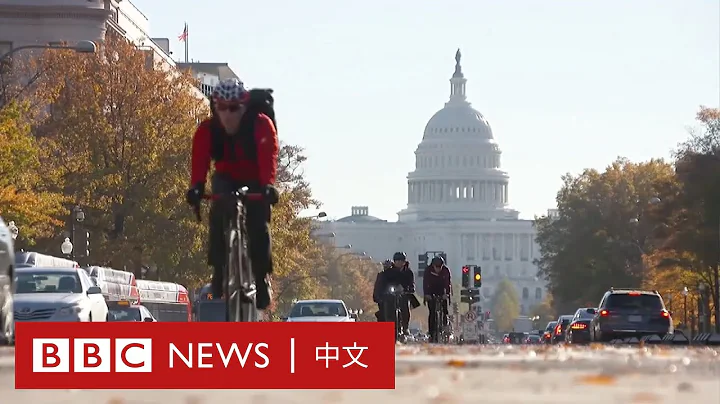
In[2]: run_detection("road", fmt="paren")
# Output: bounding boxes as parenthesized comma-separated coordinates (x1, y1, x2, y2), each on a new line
(2, 344, 719, 403)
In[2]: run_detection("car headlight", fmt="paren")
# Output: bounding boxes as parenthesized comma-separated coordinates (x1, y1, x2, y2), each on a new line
(58, 305, 84, 316)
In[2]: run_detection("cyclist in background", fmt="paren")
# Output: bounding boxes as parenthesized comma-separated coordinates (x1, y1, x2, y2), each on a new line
(423, 256, 452, 343)
(373, 252, 415, 334)
(186, 78, 279, 310)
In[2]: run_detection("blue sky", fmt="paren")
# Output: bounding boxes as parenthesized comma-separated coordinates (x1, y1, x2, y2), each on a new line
(133, 0, 719, 220)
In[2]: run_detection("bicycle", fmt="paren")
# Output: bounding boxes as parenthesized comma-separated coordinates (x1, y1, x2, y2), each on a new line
(382, 284, 408, 342)
(194, 186, 261, 322)
(429, 294, 449, 344)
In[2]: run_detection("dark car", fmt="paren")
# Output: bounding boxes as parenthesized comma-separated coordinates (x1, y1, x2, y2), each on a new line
(525, 334, 542, 344)
(565, 307, 596, 344)
(590, 288, 673, 342)
(552, 315, 574, 343)
(542, 321, 557, 344)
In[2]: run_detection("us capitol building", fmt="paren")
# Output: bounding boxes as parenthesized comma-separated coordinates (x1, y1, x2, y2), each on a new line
(316, 50, 549, 314)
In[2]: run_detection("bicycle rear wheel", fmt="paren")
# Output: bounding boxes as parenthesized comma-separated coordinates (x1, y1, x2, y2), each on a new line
(237, 208, 257, 322)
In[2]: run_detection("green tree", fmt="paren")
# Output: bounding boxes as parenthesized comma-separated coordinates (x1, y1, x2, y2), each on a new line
(0, 101, 64, 244)
(490, 278, 520, 332)
(534, 158, 680, 313)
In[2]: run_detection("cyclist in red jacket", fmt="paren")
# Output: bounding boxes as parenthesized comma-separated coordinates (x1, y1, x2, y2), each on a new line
(423, 256, 452, 342)
(186, 78, 279, 310)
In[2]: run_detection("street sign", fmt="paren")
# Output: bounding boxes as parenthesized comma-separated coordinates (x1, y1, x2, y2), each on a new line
(465, 311, 477, 322)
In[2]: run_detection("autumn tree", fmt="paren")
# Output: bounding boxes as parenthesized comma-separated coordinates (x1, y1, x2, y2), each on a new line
(649, 107, 720, 331)
(490, 278, 520, 332)
(534, 158, 680, 313)
(0, 100, 64, 245)
(29, 36, 208, 278)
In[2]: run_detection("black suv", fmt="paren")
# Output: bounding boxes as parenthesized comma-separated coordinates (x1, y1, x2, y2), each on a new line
(590, 288, 673, 342)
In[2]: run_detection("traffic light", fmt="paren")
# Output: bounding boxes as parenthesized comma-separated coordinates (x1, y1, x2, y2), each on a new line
(417, 254, 426, 278)
(461, 266, 470, 288)
(473, 266, 482, 287)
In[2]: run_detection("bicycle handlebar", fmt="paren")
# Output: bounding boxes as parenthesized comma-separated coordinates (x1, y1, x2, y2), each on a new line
(193, 190, 264, 222)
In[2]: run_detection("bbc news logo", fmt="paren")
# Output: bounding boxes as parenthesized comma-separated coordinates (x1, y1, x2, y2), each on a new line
(15, 322, 396, 389)
(33, 338, 152, 373)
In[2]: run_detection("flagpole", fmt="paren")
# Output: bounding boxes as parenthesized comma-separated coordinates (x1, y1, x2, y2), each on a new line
(184, 22, 189, 63)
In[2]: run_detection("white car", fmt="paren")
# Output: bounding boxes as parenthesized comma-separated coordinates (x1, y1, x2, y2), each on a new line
(14, 267, 108, 322)
(284, 299, 356, 322)
(0, 217, 14, 343)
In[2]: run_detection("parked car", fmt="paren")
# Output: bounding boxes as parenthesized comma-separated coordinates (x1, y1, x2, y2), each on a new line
(14, 267, 108, 322)
(0, 217, 15, 344)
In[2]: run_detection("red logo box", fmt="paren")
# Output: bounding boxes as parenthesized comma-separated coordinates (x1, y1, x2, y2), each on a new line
(15, 322, 396, 389)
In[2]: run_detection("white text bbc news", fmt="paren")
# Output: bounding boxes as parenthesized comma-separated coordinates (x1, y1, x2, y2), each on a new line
(32, 338, 152, 373)
(32, 339, 272, 373)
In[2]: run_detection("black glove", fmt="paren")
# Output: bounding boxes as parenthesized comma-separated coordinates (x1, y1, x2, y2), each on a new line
(186, 182, 205, 206)
(263, 184, 279, 205)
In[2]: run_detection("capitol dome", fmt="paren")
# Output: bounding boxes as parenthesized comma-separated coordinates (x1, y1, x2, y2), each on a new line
(397, 49, 518, 223)
(421, 48, 494, 142)
(423, 106, 493, 141)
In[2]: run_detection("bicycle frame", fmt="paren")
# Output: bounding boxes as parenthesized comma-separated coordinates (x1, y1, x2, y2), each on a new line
(194, 187, 263, 322)
(430, 295, 449, 343)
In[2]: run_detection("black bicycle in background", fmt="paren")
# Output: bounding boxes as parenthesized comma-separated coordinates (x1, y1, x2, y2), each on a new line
(429, 294, 450, 344)
(194, 187, 260, 322)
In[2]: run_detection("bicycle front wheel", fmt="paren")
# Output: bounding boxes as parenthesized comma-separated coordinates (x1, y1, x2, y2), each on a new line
(226, 227, 242, 322)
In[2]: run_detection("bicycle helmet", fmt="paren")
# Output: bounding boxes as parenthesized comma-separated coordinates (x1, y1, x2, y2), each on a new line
(392, 252, 407, 261)
(431, 256, 444, 266)
(212, 78, 249, 103)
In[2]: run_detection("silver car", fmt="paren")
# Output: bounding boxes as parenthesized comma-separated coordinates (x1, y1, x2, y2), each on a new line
(14, 267, 108, 322)
(0, 217, 14, 343)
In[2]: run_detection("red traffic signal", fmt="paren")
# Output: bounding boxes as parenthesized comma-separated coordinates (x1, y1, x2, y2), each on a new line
(462, 266, 469, 273)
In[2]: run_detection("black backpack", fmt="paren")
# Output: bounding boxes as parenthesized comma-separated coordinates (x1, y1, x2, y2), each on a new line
(210, 88, 276, 162)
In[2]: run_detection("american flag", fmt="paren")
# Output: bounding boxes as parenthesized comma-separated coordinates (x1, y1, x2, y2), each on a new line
(178, 23, 188, 42)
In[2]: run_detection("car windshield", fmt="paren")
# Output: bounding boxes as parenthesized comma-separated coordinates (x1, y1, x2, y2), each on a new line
(290, 302, 347, 317)
(108, 307, 142, 322)
(575, 309, 595, 320)
(559, 316, 573, 326)
(545, 322, 557, 331)
(15, 271, 82, 294)
(606, 294, 663, 311)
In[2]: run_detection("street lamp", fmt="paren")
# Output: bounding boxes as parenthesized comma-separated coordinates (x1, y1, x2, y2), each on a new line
(7, 221, 18, 240)
(61, 237, 73, 255)
(0, 40, 97, 63)
(66, 205, 85, 260)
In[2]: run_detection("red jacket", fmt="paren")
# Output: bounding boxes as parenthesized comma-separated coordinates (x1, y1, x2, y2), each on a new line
(423, 265, 452, 296)
(190, 114, 278, 186)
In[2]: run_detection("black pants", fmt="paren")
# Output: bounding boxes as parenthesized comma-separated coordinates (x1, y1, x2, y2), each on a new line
(208, 174, 272, 289)
(427, 299, 448, 342)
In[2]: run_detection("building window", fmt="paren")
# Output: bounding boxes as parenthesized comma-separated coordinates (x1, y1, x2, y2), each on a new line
(535, 287, 542, 300)
(522, 287, 529, 300)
